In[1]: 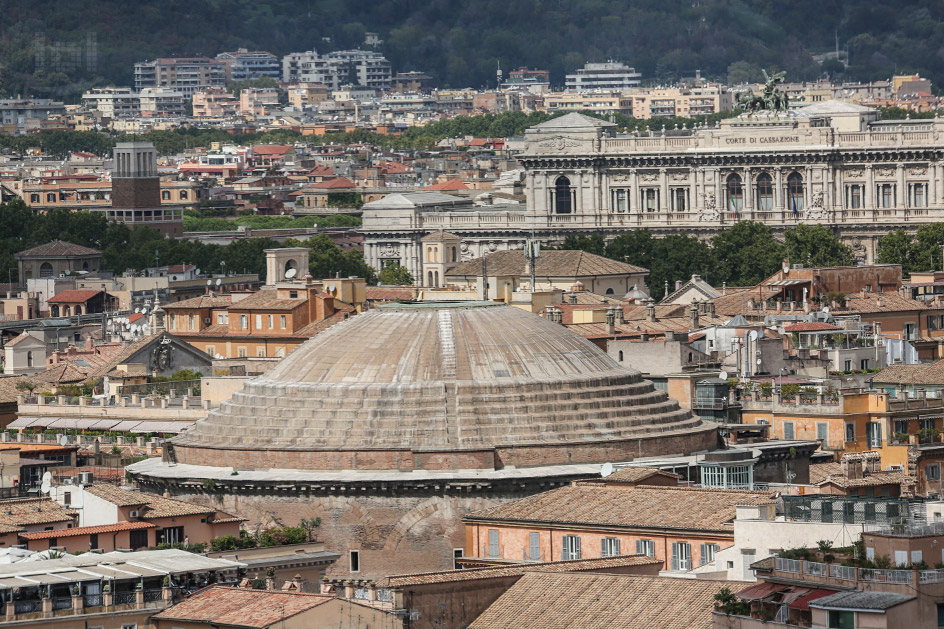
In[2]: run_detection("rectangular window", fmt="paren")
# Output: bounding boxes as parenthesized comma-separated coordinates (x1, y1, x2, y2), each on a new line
(827, 610, 855, 629)
(601, 537, 620, 558)
(217, 313, 224, 324)
(864, 502, 876, 522)
(895, 550, 908, 567)
(845, 422, 855, 442)
(255, 314, 262, 329)
(930, 315, 939, 332)
(612, 188, 628, 213)
(239, 314, 248, 329)
(280, 315, 287, 329)
(817, 422, 828, 446)
(157, 526, 184, 545)
(742, 550, 755, 578)
(928, 464, 941, 481)
(867, 423, 882, 448)
(643, 188, 659, 212)
(783, 421, 795, 441)
(256, 347, 266, 357)
(636, 539, 655, 557)
(454, 548, 463, 570)
(268, 314, 274, 328)
(350, 550, 360, 572)
(488, 530, 499, 558)
(937, 602, 944, 628)
(700, 543, 719, 566)
(562, 535, 581, 560)
(206, 345, 215, 357)
(822, 501, 834, 523)
(238, 347, 247, 358)
(912, 550, 923, 564)
(671, 187, 688, 212)
(89, 533, 98, 549)
(671, 542, 691, 571)
(846, 184, 862, 209)
(529, 532, 540, 561)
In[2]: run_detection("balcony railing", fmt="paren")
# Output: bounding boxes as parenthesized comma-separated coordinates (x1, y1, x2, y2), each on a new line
(859, 568, 913, 584)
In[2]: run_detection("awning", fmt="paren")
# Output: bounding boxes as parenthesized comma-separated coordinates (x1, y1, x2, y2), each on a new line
(791, 588, 839, 611)
(737, 582, 788, 601)
(89, 419, 120, 430)
(110, 420, 144, 432)
(46, 418, 102, 430)
(6, 417, 45, 429)
(766, 279, 810, 286)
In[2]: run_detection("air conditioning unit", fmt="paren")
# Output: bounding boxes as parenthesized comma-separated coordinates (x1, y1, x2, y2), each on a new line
(886, 465, 905, 472)
(77, 471, 93, 485)
(63, 477, 74, 485)
(129, 510, 140, 518)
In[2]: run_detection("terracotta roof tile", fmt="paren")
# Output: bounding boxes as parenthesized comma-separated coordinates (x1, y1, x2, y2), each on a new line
(20, 520, 156, 540)
(424, 178, 469, 190)
(0, 498, 76, 527)
(48, 289, 103, 304)
(603, 466, 681, 484)
(84, 484, 215, 517)
(152, 585, 335, 626)
(15, 241, 101, 259)
(874, 361, 944, 386)
(783, 322, 842, 332)
(227, 289, 305, 311)
(163, 295, 234, 309)
(468, 572, 731, 629)
(465, 485, 773, 533)
(448, 250, 647, 278)
(377, 555, 661, 588)
(309, 177, 355, 189)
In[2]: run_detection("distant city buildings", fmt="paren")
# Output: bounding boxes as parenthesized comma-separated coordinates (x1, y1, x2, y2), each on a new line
(565, 61, 642, 91)
(134, 57, 226, 97)
(215, 48, 281, 83)
(282, 48, 392, 91)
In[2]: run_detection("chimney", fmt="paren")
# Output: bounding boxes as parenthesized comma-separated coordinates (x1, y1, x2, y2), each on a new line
(614, 306, 624, 324)
(640, 332, 649, 342)
(85, 337, 94, 351)
(606, 307, 616, 335)
(676, 279, 683, 291)
(665, 330, 675, 342)
(646, 301, 656, 322)
(707, 301, 715, 317)
(569, 293, 577, 304)
(690, 301, 700, 329)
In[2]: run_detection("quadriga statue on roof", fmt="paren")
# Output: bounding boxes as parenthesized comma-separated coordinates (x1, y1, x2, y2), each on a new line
(736, 69, 789, 113)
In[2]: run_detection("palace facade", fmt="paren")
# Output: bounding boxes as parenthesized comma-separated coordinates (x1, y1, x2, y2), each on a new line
(362, 105, 944, 284)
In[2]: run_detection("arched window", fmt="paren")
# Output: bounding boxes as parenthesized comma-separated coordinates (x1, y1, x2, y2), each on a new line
(451, 247, 457, 263)
(51, 305, 59, 317)
(161, 190, 171, 200)
(27, 352, 33, 368)
(605, 288, 615, 295)
(434, 271, 439, 286)
(726, 174, 743, 214)
(427, 270, 434, 286)
(426, 247, 432, 263)
(756, 174, 773, 211)
(554, 176, 572, 214)
(82, 261, 89, 271)
(284, 259, 296, 276)
(30, 193, 39, 203)
(39, 262, 53, 278)
(787, 172, 804, 212)
(618, 350, 624, 362)
(180, 190, 188, 200)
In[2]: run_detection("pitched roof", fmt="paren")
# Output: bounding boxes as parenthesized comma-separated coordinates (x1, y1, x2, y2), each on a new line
(87, 333, 164, 378)
(84, 484, 216, 517)
(308, 176, 356, 189)
(20, 520, 156, 540)
(226, 289, 306, 311)
(15, 240, 101, 259)
(531, 112, 616, 130)
(152, 585, 335, 627)
(465, 485, 773, 533)
(47, 289, 103, 304)
(809, 590, 915, 611)
(162, 294, 234, 310)
(873, 361, 944, 385)
(447, 250, 647, 278)
(808, 462, 915, 489)
(424, 178, 469, 190)
(4, 332, 41, 348)
(468, 572, 729, 629)
(420, 230, 460, 242)
(251, 145, 293, 155)
(0, 498, 76, 528)
(603, 466, 681, 484)
(167, 264, 194, 273)
(783, 322, 842, 332)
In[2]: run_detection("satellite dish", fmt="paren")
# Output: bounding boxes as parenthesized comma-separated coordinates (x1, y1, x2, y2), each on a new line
(216, 278, 222, 286)
(823, 307, 830, 314)
(134, 308, 141, 314)
(59, 436, 68, 447)
(206, 279, 213, 286)
(42, 471, 52, 483)
(40, 482, 50, 495)
(749, 330, 758, 341)
(719, 371, 729, 381)
(285, 268, 297, 279)
(64, 270, 71, 276)
(107, 319, 113, 326)
(600, 462, 614, 478)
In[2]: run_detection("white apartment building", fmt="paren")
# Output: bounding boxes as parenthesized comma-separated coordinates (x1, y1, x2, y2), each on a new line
(565, 61, 641, 91)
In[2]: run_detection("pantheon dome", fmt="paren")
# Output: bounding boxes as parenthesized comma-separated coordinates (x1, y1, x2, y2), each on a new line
(171, 301, 717, 471)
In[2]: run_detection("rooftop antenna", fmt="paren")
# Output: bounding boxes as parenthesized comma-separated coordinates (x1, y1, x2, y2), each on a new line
(496, 60, 503, 89)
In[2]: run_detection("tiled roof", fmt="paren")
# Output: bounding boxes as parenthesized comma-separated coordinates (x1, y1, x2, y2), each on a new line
(468, 572, 730, 629)
(424, 178, 469, 190)
(30, 362, 92, 385)
(227, 289, 306, 311)
(20, 521, 156, 540)
(873, 361, 944, 385)
(4, 332, 40, 348)
(84, 484, 215, 517)
(163, 295, 234, 309)
(293, 308, 354, 337)
(809, 590, 915, 611)
(365, 286, 421, 301)
(783, 322, 842, 332)
(377, 555, 661, 588)
(465, 485, 773, 533)
(88, 333, 164, 378)
(603, 466, 681, 484)
(448, 250, 648, 278)
(152, 585, 335, 627)
(48, 289, 103, 304)
(251, 145, 293, 155)
(809, 462, 915, 489)
(308, 177, 355, 189)
(0, 498, 76, 527)
(15, 240, 101, 258)
(834, 292, 926, 314)
(167, 264, 194, 273)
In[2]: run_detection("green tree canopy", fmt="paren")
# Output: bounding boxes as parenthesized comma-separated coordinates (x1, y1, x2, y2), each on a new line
(783, 224, 854, 268)
(378, 262, 414, 285)
(710, 221, 785, 286)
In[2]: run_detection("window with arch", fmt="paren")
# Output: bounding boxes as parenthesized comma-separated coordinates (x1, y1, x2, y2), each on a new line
(756, 174, 773, 211)
(451, 247, 457, 263)
(427, 270, 434, 286)
(39, 262, 53, 278)
(82, 261, 89, 271)
(553, 176, 572, 214)
(180, 190, 188, 199)
(434, 271, 439, 286)
(726, 174, 743, 213)
(27, 352, 33, 368)
(161, 190, 171, 200)
(426, 246, 433, 263)
(605, 288, 615, 295)
(787, 172, 804, 212)
(618, 350, 624, 362)
(30, 193, 39, 203)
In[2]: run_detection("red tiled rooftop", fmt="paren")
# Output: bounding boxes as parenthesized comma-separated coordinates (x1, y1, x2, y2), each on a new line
(783, 322, 842, 332)
(424, 178, 469, 190)
(309, 177, 356, 189)
(48, 289, 103, 304)
(152, 585, 336, 627)
(20, 521, 156, 540)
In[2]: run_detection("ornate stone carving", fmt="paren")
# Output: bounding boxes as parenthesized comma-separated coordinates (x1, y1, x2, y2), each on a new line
(640, 172, 659, 183)
(668, 172, 689, 183)
(698, 191, 719, 222)
(805, 192, 827, 220)
(378, 244, 401, 258)
(875, 167, 896, 178)
(845, 169, 864, 179)
(537, 135, 582, 152)
(609, 174, 631, 184)
(909, 166, 928, 177)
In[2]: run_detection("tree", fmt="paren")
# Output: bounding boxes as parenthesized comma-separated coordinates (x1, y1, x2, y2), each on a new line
(647, 234, 715, 301)
(710, 221, 785, 286)
(604, 230, 655, 270)
(554, 234, 606, 256)
(378, 263, 414, 286)
(909, 224, 944, 273)
(726, 61, 762, 86)
(876, 229, 916, 272)
(300, 517, 322, 542)
(783, 224, 853, 268)
(296, 235, 377, 284)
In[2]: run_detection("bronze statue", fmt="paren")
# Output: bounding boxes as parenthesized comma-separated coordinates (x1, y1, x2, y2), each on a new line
(736, 69, 789, 113)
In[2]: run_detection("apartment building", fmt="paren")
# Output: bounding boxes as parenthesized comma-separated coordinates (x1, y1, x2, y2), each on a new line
(282, 49, 391, 91)
(134, 57, 226, 97)
(215, 48, 280, 83)
(565, 61, 641, 91)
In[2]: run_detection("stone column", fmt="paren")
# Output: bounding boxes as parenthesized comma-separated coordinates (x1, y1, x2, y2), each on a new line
(774, 168, 784, 213)
(742, 168, 752, 218)
(135, 588, 144, 609)
(865, 165, 874, 208)
(660, 169, 669, 214)
(897, 165, 906, 208)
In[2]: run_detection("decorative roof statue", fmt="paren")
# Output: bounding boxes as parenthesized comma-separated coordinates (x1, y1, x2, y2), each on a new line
(736, 69, 790, 114)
